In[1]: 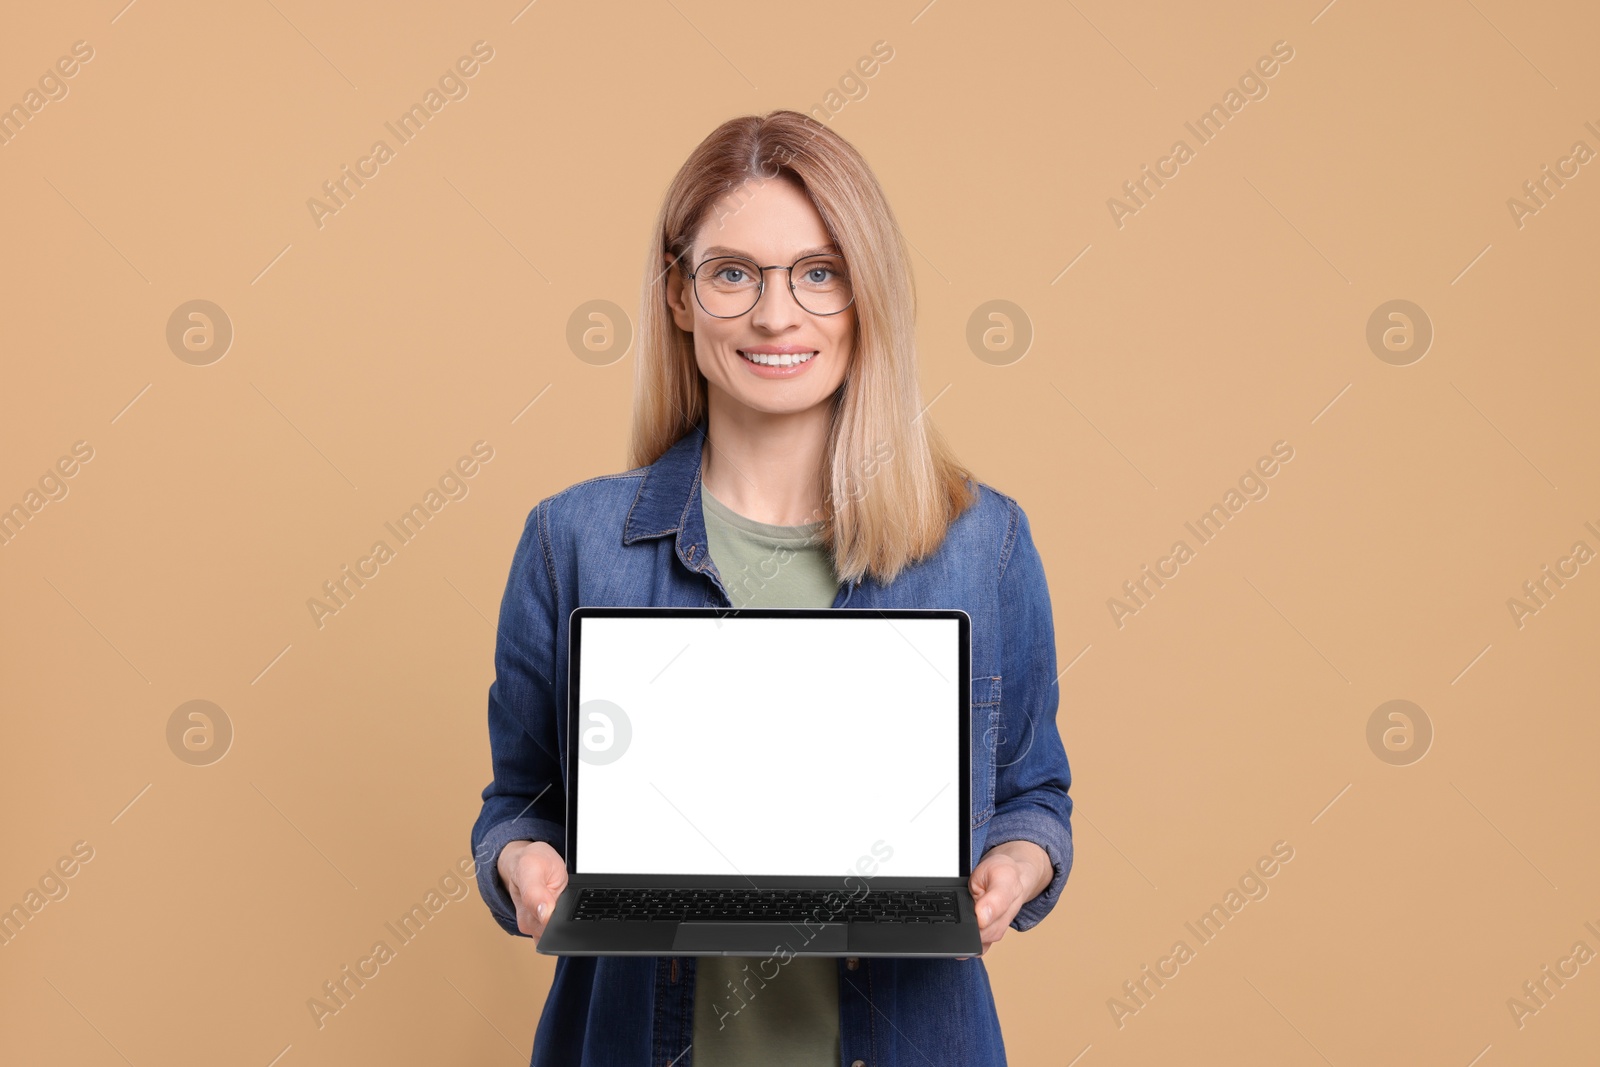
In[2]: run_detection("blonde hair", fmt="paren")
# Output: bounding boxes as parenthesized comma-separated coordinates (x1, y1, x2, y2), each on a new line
(629, 109, 976, 585)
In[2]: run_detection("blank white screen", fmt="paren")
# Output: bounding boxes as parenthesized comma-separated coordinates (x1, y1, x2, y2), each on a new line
(574, 614, 960, 877)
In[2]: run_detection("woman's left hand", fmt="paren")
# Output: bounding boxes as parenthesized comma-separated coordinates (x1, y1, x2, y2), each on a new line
(957, 840, 1052, 959)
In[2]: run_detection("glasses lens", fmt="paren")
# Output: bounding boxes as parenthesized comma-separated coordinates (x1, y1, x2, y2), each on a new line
(695, 257, 762, 317)
(791, 255, 852, 315)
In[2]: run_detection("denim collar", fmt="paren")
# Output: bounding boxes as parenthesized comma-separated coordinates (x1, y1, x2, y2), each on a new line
(622, 417, 709, 549)
(622, 416, 863, 599)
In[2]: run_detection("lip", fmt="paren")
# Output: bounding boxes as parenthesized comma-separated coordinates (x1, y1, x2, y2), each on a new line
(736, 345, 819, 379)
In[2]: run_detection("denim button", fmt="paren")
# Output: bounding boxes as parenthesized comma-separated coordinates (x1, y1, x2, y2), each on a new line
(846, 956, 859, 970)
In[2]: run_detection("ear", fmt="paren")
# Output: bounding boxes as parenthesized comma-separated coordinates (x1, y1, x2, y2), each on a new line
(664, 254, 695, 333)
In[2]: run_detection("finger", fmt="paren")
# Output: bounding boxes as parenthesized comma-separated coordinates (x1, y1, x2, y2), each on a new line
(980, 899, 1019, 942)
(972, 883, 1011, 927)
(977, 896, 1021, 945)
(969, 856, 994, 897)
(520, 891, 552, 939)
(973, 867, 1020, 928)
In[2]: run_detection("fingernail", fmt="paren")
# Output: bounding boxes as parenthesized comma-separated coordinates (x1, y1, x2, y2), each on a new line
(978, 907, 988, 923)
(536, 902, 546, 921)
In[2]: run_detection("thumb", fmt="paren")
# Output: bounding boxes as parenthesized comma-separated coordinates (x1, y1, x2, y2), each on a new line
(509, 867, 546, 922)
(971, 864, 1010, 925)
(532, 868, 566, 924)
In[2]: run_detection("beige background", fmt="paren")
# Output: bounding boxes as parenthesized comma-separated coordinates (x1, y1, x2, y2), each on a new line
(2, 1, 1597, 1064)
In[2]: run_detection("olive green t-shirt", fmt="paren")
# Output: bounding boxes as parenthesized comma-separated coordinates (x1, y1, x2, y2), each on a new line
(691, 482, 841, 1067)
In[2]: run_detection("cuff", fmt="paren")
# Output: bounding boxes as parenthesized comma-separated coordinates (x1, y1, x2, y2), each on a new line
(983, 808, 1073, 932)
(474, 816, 565, 937)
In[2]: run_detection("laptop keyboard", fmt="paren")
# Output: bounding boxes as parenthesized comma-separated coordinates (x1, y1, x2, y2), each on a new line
(571, 887, 960, 923)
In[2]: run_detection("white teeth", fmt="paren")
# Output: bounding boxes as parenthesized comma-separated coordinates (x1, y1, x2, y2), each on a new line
(741, 350, 818, 366)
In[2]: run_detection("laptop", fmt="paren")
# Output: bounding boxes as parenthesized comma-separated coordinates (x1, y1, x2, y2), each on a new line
(536, 606, 981, 957)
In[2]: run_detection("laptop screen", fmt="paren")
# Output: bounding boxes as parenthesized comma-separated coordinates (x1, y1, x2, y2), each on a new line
(573, 612, 963, 878)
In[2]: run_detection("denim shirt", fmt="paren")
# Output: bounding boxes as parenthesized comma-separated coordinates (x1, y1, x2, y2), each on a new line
(469, 419, 1075, 1066)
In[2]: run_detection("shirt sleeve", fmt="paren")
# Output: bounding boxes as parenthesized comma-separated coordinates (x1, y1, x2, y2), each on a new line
(983, 497, 1075, 932)
(469, 498, 567, 938)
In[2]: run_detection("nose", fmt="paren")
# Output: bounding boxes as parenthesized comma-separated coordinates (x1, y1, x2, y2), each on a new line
(749, 268, 805, 332)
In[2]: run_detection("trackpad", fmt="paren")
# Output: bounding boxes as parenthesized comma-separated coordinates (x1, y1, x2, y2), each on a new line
(673, 922, 847, 953)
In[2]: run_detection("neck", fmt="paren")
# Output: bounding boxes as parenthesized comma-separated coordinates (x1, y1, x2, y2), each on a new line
(700, 396, 833, 527)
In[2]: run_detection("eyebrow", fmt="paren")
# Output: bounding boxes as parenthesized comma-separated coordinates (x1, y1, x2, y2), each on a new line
(697, 244, 840, 261)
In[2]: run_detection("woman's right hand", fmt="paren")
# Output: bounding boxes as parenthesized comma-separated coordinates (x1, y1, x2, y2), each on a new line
(497, 840, 568, 941)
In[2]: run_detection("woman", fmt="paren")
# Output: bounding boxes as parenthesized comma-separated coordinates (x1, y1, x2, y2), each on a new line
(470, 110, 1074, 1066)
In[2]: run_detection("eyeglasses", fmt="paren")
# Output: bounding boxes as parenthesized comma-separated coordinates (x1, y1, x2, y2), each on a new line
(686, 253, 855, 318)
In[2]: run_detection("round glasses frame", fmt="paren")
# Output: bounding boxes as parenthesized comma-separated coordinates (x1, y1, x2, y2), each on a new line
(684, 254, 856, 319)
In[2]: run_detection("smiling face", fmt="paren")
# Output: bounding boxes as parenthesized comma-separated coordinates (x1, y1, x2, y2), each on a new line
(665, 176, 857, 419)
